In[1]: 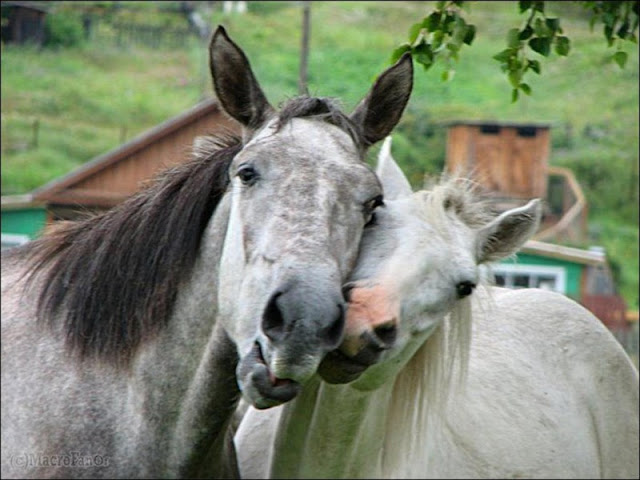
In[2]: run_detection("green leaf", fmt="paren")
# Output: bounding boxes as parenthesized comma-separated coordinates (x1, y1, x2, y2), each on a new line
(511, 88, 519, 103)
(528, 59, 541, 74)
(533, 1, 544, 13)
(545, 18, 560, 34)
(409, 22, 423, 44)
(493, 48, 516, 62)
(424, 12, 442, 32)
(519, 25, 534, 40)
(534, 18, 549, 37)
(555, 36, 571, 56)
(603, 11, 616, 28)
(508, 69, 522, 88)
(463, 24, 476, 45)
(507, 28, 521, 48)
(442, 69, 455, 81)
(604, 25, 614, 45)
(518, 0, 532, 13)
(519, 83, 532, 95)
(443, 13, 456, 33)
(391, 43, 412, 63)
(413, 43, 434, 68)
(617, 21, 629, 39)
(432, 30, 445, 50)
(613, 51, 628, 68)
(529, 37, 551, 56)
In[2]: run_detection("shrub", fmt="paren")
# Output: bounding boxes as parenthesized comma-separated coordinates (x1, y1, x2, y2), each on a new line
(44, 12, 85, 48)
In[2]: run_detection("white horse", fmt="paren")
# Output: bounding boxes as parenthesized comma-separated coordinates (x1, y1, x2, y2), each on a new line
(0, 29, 413, 478)
(235, 137, 640, 479)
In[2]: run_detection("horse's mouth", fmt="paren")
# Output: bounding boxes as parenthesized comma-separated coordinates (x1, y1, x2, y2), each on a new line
(237, 341, 302, 409)
(317, 347, 377, 384)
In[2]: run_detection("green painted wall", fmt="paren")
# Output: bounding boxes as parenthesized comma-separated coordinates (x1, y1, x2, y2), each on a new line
(499, 252, 584, 299)
(1, 207, 47, 238)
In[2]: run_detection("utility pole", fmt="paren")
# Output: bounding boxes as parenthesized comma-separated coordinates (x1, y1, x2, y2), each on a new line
(298, 1, 311, 95)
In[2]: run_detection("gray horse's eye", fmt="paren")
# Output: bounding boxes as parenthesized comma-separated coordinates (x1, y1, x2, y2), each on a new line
(456, 281, 476, 298)
(237, 165, 259, 185)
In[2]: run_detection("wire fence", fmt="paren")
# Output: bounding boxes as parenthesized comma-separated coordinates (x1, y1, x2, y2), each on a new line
(86, 17, 194, 50)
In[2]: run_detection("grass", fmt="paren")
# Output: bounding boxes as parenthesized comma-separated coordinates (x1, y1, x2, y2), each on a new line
(1, 1, 638, 307)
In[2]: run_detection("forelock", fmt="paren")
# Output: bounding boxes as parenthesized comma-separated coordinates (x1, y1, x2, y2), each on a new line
(276, 96, 364, 155)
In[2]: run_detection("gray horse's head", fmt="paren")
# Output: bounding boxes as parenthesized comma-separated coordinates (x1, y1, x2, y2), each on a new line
(209, 27, 413, 408)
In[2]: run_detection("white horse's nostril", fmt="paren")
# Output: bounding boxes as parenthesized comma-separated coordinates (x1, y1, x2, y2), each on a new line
(372, 319, 397, 347)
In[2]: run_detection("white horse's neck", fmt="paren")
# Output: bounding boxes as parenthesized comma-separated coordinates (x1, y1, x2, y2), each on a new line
(269, 376, 395, 478)
(236, 310, 469, 479)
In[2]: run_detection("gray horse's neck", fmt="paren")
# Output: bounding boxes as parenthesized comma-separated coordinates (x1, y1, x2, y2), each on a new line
(127, 194, 241, 477)
(1, 195, 241, 479)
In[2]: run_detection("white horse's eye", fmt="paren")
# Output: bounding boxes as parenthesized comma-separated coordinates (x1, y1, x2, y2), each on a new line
(364, 195, 384, 227)
(237, 165, 259, 185)
(456, 281, 476, 298)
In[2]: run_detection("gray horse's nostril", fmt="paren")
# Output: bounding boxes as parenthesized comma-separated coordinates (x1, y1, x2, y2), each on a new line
(320, 303, 345, 349)
(262, 291, 286, 342)
(342, 283, 355, 302)
(372, 320, 397, 348)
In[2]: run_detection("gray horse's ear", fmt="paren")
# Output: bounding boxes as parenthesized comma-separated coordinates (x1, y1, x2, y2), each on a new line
(476, 199, 542, 264)
(350, 53, 413, 148)
(209, 25, 275, 128)
(376, 136, 413, 199)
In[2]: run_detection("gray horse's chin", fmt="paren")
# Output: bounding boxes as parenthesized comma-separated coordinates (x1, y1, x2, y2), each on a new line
(317, 349, 376, 385)
(237, 342, 302, 409)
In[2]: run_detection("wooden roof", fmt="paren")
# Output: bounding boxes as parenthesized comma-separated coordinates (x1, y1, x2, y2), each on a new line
(32, 98, 238, 208)
(1, 1, 51, 14)
(443, 119, 552, 129)
(522, 240, 606, 266)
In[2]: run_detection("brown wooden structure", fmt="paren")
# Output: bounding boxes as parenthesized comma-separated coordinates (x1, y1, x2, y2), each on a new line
(445, 120, 551, 201)
(32, 98, 240, 222)
(0, 1, 48, 45)
(444, 120, 589, 242)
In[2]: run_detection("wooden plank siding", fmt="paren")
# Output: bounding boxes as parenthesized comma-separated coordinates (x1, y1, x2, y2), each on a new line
(445, 122, 550, 200)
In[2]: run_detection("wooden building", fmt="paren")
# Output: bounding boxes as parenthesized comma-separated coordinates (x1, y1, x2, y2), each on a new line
(445, 120, 551, 201)
(444, 120, 587, 242)
(31, 98, 239, 221)
(0, 1, 48, 46)
(2, 98, 238, 246)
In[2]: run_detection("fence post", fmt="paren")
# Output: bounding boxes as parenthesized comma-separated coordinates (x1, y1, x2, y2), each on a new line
(32, 119, 40, 149)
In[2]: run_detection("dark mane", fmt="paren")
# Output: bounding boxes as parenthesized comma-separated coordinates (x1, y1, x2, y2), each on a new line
(24, 134, 241, 367)
(276, 96, 365, 156)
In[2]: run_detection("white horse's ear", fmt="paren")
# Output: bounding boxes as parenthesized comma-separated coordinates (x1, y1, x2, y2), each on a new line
(476, 199, 542, 264)
(376, 137, 413, 200)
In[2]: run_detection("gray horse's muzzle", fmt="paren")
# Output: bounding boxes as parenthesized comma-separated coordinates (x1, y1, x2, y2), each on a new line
(237, 272, 346, 408)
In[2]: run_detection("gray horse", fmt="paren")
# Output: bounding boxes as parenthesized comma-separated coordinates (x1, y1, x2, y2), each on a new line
(1, 27, 413, 478)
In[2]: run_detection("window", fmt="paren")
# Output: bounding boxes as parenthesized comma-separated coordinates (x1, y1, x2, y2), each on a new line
(490, 264, 566, 293)
(516, 126, 537, 137)
(1, 233, 31, 250)
(480, 124, 501, 135)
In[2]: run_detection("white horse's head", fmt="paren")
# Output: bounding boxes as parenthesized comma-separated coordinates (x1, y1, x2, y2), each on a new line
(319, 137, 542, 389)
(209, 29, 413, 407)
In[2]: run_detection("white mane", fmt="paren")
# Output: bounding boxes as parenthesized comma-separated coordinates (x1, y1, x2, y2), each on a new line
(382, 178, 496, 474)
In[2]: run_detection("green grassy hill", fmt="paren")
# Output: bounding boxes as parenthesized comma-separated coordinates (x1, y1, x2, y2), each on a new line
(1, 1, 638, 308)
